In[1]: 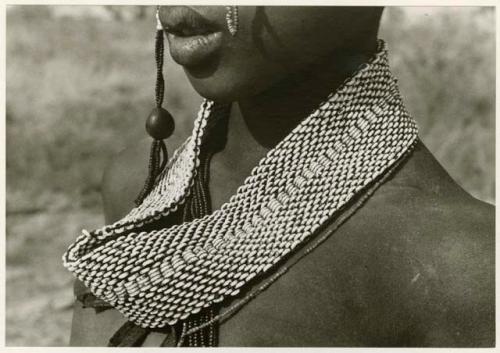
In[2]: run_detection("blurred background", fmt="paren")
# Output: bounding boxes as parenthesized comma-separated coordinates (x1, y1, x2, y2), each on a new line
(5, 5, 495, 346)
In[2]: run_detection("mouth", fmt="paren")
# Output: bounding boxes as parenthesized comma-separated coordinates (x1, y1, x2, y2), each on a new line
(159, 6, 225, 67)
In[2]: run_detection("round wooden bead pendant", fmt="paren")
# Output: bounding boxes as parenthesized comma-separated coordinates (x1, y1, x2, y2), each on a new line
(146, 107, 175, 140)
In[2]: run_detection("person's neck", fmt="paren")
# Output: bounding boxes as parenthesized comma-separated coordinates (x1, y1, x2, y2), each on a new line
(221, 45, 377, 172)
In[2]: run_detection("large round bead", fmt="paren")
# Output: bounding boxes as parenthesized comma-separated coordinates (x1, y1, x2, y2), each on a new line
(145, 107, 175, 140)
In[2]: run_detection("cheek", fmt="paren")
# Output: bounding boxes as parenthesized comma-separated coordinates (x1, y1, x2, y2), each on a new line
(247, 7, 349, 67)
(182, 6, 346, 102)
(183, 27, 292, 102)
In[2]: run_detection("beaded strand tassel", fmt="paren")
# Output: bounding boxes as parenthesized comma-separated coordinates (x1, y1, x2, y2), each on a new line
(225, 6, 239, 36)
(135, 6, 175, 206)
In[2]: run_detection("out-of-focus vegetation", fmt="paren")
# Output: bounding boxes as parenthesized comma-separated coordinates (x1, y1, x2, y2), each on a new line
(6, 5, 200, 213)
(381, 7, 495, 202)
(6, 6, 495, 346)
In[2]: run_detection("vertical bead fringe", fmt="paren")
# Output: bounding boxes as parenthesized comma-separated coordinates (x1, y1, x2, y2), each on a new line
(135, 24, 168, 206)
(134, 139, 168, 206)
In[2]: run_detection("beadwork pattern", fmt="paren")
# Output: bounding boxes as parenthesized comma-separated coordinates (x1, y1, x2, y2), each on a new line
(225, 6, 239, 36)
(63, 41, 418, 329)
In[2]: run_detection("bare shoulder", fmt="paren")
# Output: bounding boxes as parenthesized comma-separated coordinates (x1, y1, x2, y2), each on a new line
(101, 135, 186, 222)
(410, 195, 494, 346)
(315, 139, 496, 346)
(363, 188, 495, 346)
(70, 135, 187, 347)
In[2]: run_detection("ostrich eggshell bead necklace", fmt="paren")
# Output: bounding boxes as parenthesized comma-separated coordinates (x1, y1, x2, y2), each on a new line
(63, 40, 419, 331)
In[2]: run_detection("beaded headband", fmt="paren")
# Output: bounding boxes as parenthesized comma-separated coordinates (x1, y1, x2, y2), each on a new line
(63, 40, 418, 329)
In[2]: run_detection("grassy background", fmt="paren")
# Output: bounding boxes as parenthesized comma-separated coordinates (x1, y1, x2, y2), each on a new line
(5, 6, 495, 346)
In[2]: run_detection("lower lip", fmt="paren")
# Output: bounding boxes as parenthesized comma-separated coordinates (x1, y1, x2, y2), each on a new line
(166, 32, 223, 67)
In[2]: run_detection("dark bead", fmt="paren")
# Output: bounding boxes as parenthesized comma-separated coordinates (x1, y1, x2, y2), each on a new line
(145, 107, 175, 140)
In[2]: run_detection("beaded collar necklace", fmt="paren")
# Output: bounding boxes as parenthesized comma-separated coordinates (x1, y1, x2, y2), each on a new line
(63, 40, 418, 332)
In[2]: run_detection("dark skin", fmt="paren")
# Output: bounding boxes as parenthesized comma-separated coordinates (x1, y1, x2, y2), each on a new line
(70, 6, 494, 346)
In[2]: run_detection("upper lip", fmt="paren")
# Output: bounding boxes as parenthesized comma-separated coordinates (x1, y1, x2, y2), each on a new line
(159, 6, 221, 37)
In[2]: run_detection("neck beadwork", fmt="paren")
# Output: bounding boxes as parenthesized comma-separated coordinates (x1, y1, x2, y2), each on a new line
(63, 40, 418, 330)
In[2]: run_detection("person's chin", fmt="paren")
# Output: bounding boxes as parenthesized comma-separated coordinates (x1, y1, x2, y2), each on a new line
(185, 77, 244, 103)
(182, 59, 286, 103)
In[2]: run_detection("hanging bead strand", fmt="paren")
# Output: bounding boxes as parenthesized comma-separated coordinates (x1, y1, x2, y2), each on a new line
(225, 6, 239, 36)
(135, 6, 175, 206)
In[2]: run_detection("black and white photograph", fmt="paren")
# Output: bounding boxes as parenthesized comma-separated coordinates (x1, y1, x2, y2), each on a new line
(4, 3, 496, 348)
